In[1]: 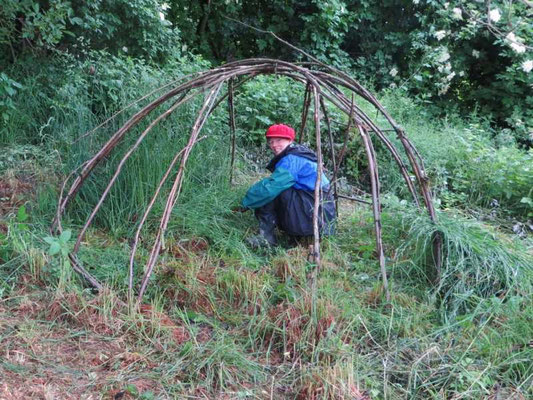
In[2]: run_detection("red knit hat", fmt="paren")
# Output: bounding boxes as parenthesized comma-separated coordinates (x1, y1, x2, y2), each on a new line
(265, 124, 295, 141)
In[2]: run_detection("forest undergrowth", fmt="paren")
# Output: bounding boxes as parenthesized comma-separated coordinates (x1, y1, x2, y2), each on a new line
(1, 149, 532, 399)
(1, 56, 532, 399)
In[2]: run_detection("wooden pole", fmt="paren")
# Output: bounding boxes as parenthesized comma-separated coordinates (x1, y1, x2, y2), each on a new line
(319, 97, 338, 216)
(137, 84, 223, 302)
(298, 82, 312, 144)
(311, 85, 323, 270)
(228, 78, 237, 185)
(358, 124, 390, 302)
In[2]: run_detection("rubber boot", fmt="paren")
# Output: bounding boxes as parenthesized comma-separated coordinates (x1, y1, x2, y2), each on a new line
(246, 204, 278, 249)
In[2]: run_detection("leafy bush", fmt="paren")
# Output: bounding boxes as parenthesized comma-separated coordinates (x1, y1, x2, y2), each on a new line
(0, 0, 180, 62)
(363, 89, 533, 219)
(0, 72, 23, 125)
(444, 131, 533, 216)
(234, 75, 305, 145)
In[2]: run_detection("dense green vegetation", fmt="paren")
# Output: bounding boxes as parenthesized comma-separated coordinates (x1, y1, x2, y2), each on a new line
(1, 1, 532, 399)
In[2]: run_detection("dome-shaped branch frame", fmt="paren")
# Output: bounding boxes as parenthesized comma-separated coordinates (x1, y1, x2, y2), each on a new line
(53, 58, 441, 303)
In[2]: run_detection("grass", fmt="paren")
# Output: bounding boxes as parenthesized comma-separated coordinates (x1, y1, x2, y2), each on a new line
(1, 56, 532, 398)
(2, 176, 533, 398)
(2, 134, 532, 399)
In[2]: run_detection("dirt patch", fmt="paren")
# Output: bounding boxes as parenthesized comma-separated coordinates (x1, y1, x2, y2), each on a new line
(167, 237, 209, 261)
(139, 304, 190, 345)
(46, 291, 125, 336)
(0, 175, 35, 217)
(0, 289, 170, 399)
(267, 302, 308, 358)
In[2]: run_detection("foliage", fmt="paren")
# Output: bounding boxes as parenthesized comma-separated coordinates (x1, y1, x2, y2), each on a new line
(0, 72, 23, 125)
(166, 0, 352, 67)
(0, 0, 180, 63)
(164, 0, 532, 144)
(234, 75, 305, 145)
(442, 130, 533, 216)
(377, 90, 533, 218)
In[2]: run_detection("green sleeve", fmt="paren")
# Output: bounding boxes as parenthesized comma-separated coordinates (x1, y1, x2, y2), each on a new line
(242, 167, 295, 209)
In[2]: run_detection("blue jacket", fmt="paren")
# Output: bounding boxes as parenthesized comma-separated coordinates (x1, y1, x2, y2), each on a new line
(242, 144, 331, 209)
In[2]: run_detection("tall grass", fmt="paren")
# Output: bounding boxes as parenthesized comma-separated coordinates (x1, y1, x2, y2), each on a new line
(394, 204, 533, 319)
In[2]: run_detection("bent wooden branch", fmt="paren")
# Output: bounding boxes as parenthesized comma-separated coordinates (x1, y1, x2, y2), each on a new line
(54, 58, 439, 302)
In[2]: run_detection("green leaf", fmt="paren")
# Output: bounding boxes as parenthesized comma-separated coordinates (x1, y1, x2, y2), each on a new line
(49, 242, 61, 256)
(125, 384, 139, 396)
(140, 391, 155, 400)
(16, 205, 28, 222)
(59, 229, 72, 243)
(43, 236, 55, 245)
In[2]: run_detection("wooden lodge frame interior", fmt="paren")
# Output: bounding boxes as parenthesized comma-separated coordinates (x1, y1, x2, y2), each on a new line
(53, 58, 441, 303)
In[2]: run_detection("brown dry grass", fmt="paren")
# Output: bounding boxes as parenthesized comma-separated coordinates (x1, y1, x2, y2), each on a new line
(0, 286, 203, 399)
(0, 305, 162, 399)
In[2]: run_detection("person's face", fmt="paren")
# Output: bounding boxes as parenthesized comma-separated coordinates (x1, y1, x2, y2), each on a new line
(267, 137, 293, 155)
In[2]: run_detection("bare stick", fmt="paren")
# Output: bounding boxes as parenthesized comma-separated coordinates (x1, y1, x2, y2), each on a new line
(319, 97, 338, 216)
(311, 85, 323, 270)
(69, 254, 103, 290)
(337, 194, 371, 205)
(358, 124, 390, 302)
(228, 78, 237, 184)
(335, 94, 354, 170)
(127, 137, 207, 299)
(137, 83, 223, 303)
(299, 82, 312, 144)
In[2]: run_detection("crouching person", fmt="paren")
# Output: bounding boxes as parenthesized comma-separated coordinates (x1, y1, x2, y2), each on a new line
(242, 124, 336, 248)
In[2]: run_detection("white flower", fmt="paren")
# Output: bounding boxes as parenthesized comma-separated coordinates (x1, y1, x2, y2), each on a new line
(122, 46, 128, 52)
(489, 9, 501, 22)
(437, 49, 450, 63)
(413, 0, 420, 4)
(438, 84, 450, 95)
(506, 32, 526, 54)
(444, 3, 449, 9)
(459, 71, 465, 77)
(161, 3, 170, 10)
(522, 60, 533, 73)
(435, 30, 446, 41)
(389, 68, 398, 77)
(446, 71, 456, 81)
(506, 32, 517, 41)
(452, 7, 463, 20)
(472, 49, 480, 58)
(159, 11, 165, 20)
(510, 42, 526, 53)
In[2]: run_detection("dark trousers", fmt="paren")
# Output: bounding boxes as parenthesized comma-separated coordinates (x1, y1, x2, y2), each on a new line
(255, 187, 336, 240)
